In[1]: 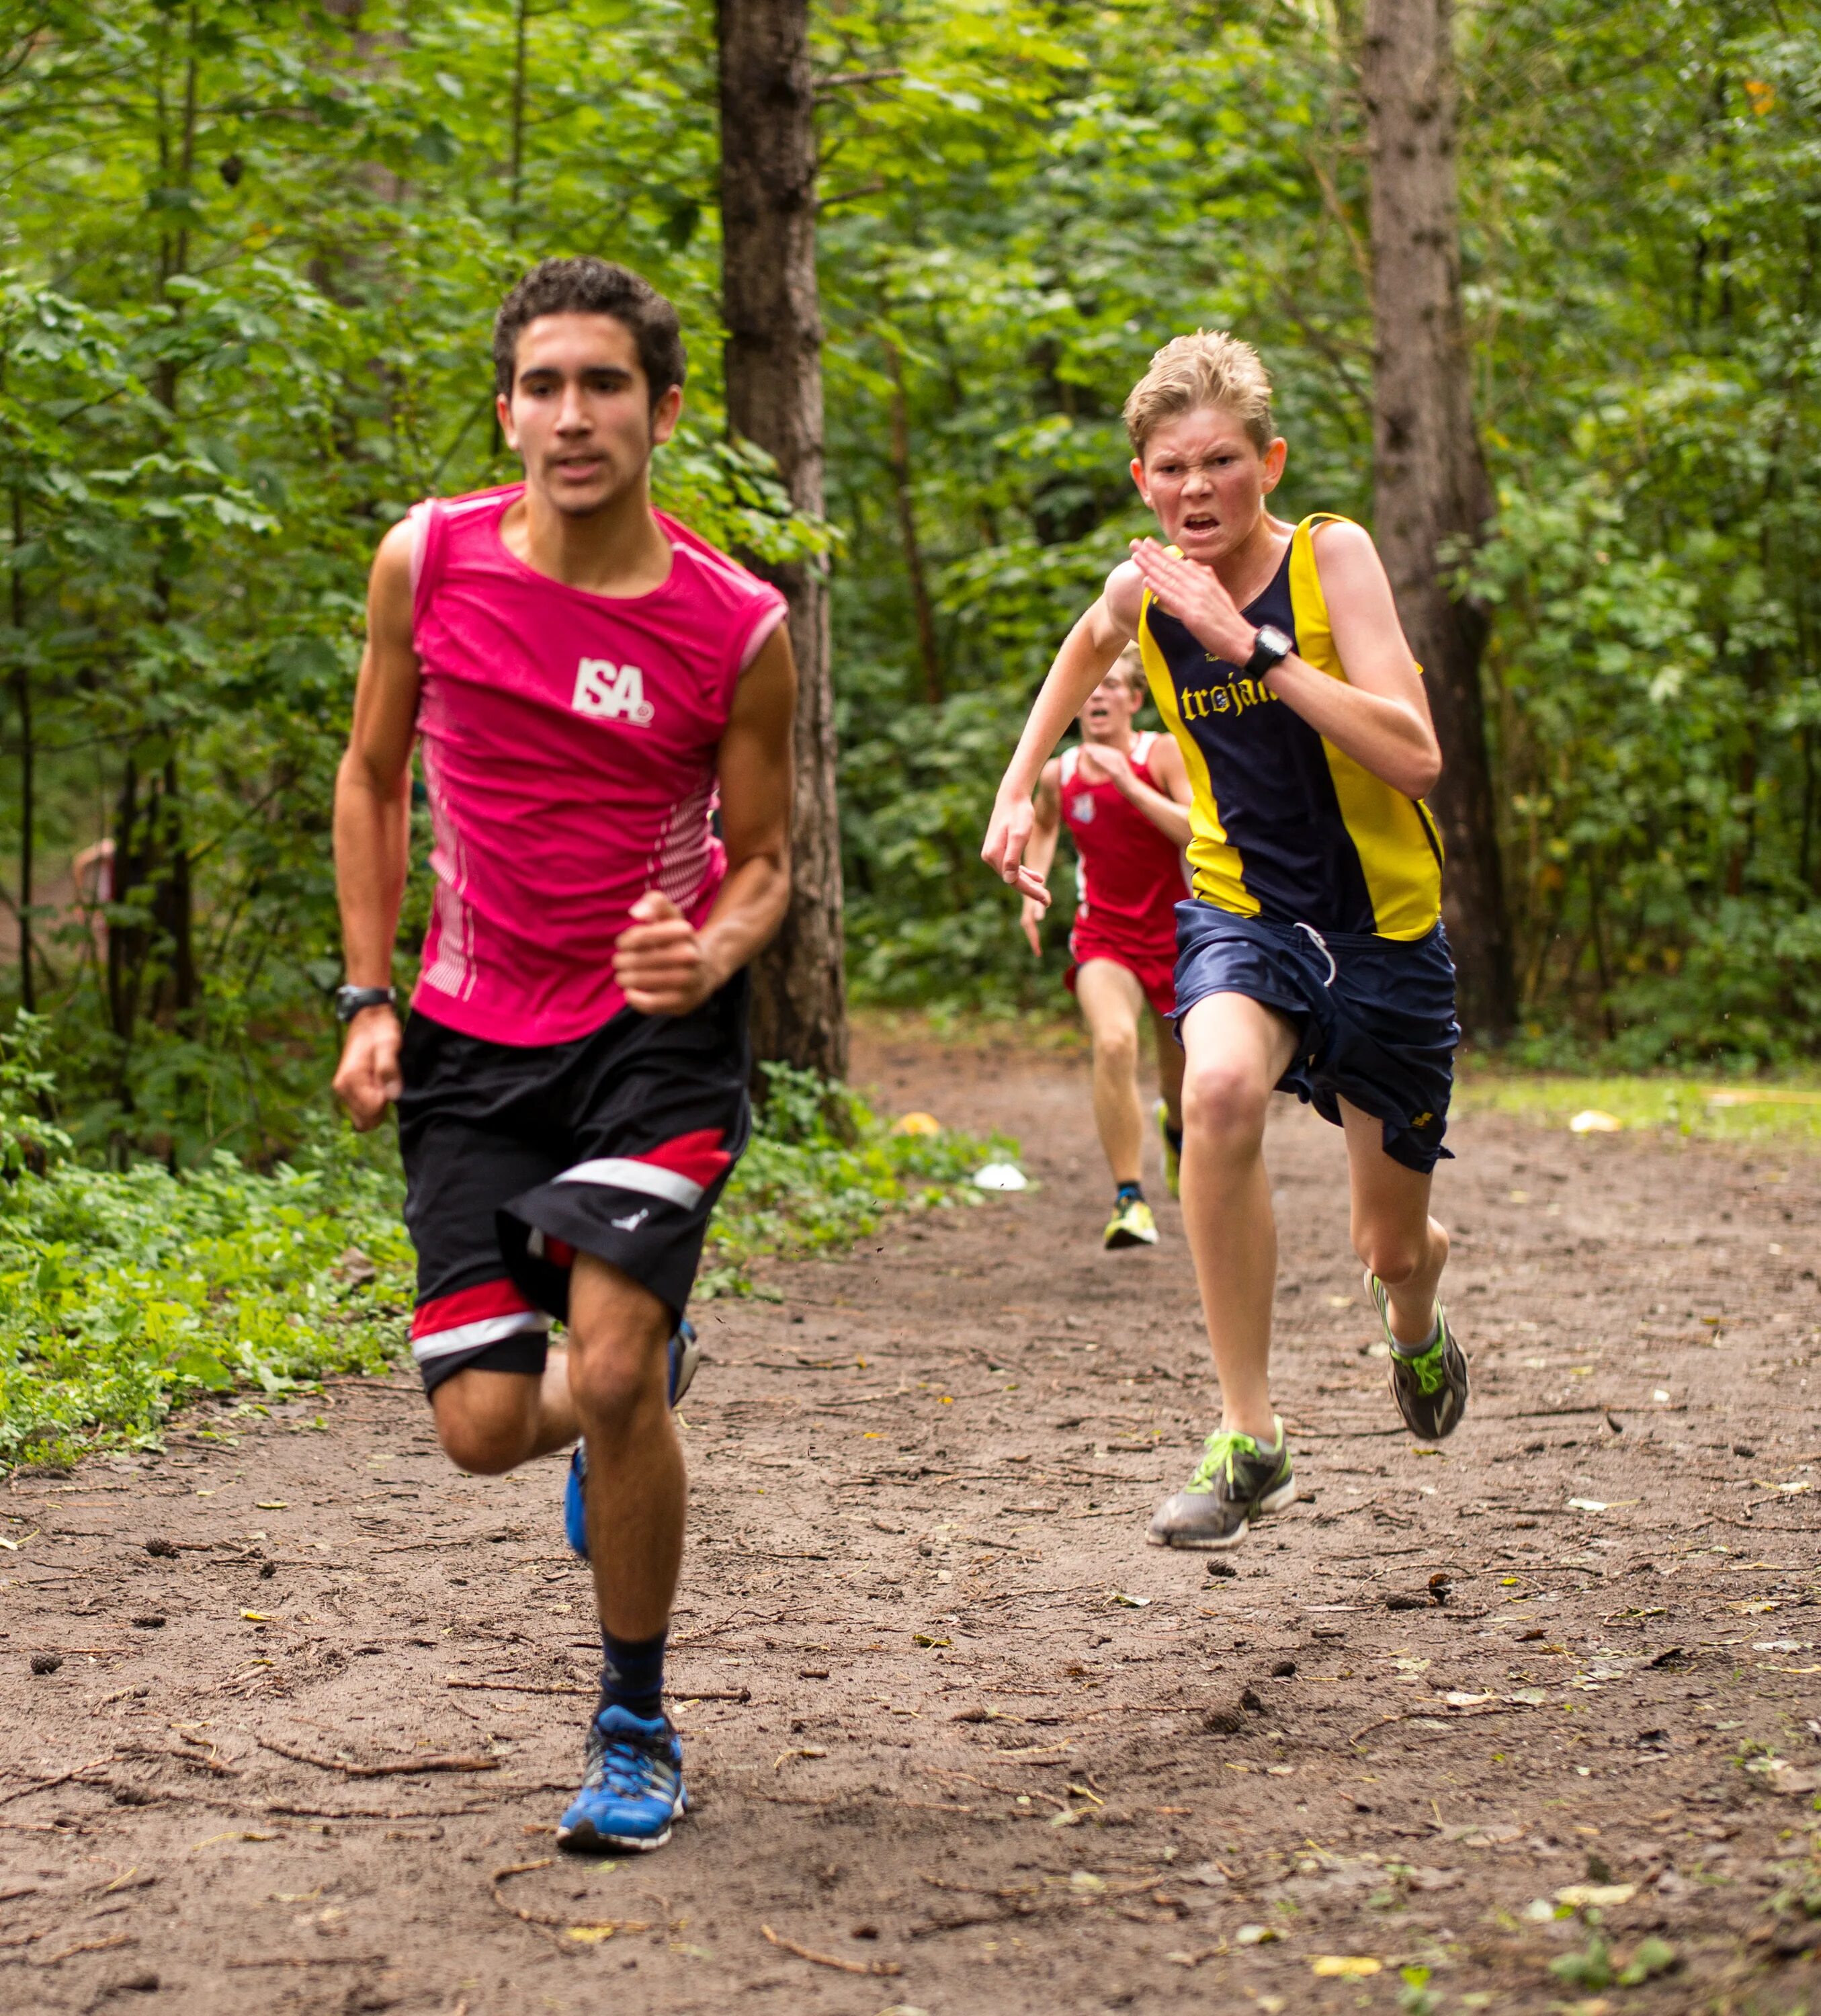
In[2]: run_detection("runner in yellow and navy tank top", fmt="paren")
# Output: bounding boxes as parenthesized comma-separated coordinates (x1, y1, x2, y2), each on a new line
(982, 330, 1472, 1558)
(1138, 512, 1444, 941)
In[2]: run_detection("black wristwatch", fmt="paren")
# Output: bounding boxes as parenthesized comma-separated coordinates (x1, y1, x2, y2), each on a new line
(335, 984, 397, 1024)
(1245, 623, 1295, 679)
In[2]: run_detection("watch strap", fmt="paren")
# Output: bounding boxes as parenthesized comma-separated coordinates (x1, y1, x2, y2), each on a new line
(1244, 625, 1294, 679)
(335, 984, 396, 1023)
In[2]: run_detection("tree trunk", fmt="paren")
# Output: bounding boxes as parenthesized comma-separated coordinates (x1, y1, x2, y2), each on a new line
(1361, 0, 1516, 1042)
(717, 0, 847, 1083)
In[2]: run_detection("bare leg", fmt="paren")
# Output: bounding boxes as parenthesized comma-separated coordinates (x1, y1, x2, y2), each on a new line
(430, 1347, 577, 1475)
(1150, 1002, 1185, 1134)
(1177, 992, 1300, 1443)
(426, 1258, 684, 1640)
(1074, 958, 1147, 1188)
(566, 1254, 685, 1641)
(1341, 1099, 1449, 1345)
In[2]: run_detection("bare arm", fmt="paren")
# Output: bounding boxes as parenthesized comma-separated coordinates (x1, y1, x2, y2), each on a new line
(1129, 523, 1441, 799)
(331, 519, 421, 1130)
(982, 562, 1142, 905)
(613, 622, 796, 1015)
(1019, 761, 1064, 955)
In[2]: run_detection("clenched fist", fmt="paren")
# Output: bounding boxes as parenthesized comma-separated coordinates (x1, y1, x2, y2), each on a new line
(615, 891, 724, 1016)
(333, 1007, 403, 1131)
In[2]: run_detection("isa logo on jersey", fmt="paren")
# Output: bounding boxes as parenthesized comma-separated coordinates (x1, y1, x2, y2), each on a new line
(572, 659, 654, 725)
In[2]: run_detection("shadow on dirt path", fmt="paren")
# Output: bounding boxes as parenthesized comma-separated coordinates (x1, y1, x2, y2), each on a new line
(3, 1031, 1819, 2013)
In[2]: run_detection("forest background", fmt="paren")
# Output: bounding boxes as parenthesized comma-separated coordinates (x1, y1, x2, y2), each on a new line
(3, 0, 1819, 1169)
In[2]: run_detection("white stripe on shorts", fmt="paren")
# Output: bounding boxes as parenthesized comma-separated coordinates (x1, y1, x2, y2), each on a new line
(552, 1159, 704, 1210)
(411, 1309, 550, 1365)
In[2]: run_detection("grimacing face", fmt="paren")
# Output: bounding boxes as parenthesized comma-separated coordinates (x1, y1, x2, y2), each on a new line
(1130, 403, 1287, 564)
(1078, 667, 1144, 742)
(497, 311, 682, 518)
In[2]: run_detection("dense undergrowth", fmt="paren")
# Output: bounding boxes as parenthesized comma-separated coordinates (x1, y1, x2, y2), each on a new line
(0, 1022, 1009, 1472)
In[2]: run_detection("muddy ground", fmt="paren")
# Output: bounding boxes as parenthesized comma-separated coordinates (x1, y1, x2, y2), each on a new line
(3, 1031, 1820, 2015)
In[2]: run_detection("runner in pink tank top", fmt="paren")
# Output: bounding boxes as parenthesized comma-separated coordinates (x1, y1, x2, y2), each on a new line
(329, 258, 798, 1857)
(409, 482, 784, 1045)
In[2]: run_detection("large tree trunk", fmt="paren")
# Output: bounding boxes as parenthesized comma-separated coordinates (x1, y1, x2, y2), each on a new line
(717, 0, 848, 1083)
(1361, 0, 1516, 1042)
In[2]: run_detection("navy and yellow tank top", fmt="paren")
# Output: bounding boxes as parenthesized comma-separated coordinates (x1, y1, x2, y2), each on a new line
(1136, 512, 1443, 941)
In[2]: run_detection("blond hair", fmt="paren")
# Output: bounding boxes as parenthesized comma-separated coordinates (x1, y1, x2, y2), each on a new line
(1112, 642, 1147, 698)
(1122, 330, 1274, 457)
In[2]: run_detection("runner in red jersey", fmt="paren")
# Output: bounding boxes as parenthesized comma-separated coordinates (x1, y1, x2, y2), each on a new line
(331, 258, 797, 1856)
(1021, 647, 1193, 1247)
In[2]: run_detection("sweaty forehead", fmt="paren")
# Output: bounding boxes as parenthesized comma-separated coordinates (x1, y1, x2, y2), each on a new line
(1144, 406, 1253, 461)
(513, 310, 642, 379)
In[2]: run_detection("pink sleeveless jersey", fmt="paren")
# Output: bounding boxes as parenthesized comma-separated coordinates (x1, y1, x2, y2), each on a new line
(408, 482, 788, 1046)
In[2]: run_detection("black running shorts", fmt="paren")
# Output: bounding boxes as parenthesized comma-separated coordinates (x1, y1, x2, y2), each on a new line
(396, 974, 751, 1395)
(1173, 905, 1458, 1174)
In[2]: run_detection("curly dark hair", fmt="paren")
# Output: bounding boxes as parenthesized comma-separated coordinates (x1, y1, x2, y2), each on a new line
(491, 257, 687, 404)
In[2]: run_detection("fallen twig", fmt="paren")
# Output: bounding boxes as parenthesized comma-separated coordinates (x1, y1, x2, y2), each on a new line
(258, 1738, 500, 1779)
(910, 1906, 1035, 1939)
(760, 1924, 902, 1976)
(265, 1802, 496, 1821)
(1351, 1702, 1531, 1745)
(15, 1931, 134, 1968)
(123, 1742, 240, 1778)
(0, 1756, 115, 1808)
(489, 1859, 651, 1941)
(919, 1764, 1066, 1810)
(447, 1679, 590, 1697)
(224, 1954, 392, 1970)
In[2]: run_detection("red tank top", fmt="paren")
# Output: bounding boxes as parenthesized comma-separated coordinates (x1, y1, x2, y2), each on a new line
(407, 483, 788, 1046)
(1060, 732, 1188, 956)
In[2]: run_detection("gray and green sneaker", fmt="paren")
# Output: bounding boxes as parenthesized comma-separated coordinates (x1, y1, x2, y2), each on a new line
(1365, 1269, 1469, 1442)
(1146, 1418, 1296, 1550)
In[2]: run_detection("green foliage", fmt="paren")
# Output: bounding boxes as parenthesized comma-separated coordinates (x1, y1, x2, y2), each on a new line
(700, 1060, 1011, 1298)
(3, 0, 1818, 1124)
(0, 1022, 1008, 1468)
(1397, 1964, 1441, 2016)
(821, 0, 1821, 1047)
(0, 0, 825, 1160)
(0, 1021, 412, 1470)
(1453, 1062, 1821, 1144)
(1549, 1931, 1677, 1991)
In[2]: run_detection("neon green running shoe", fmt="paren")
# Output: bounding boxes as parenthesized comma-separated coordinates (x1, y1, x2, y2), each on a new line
(1103, 1193, 1158, 1249)
(1154, 1101, 1181, 1200)
(1365, 1269, 1470, 1442)
(1148, 1418, 1296, 1549)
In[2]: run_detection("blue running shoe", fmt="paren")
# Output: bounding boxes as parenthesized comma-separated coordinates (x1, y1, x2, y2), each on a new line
(564, 1320, 699, 1560)
(556, 1704, 687, 1855)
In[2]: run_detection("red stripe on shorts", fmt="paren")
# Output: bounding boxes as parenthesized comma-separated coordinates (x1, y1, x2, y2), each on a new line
(632, 1126, 732, 1190)
(411, 1277, 538, 1340)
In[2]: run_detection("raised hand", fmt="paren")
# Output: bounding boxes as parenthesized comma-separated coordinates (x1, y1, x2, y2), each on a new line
(1075, 741, 1135, 794)
(1130, 538, 1258, 665)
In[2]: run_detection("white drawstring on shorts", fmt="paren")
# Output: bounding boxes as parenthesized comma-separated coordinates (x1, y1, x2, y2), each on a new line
(1294, 921, 1338, 987)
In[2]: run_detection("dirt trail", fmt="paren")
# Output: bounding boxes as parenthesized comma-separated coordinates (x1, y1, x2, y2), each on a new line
(3, 1032, 1820, 2014)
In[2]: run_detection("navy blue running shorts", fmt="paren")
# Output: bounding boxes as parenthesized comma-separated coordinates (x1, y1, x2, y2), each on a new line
(395, 972, 751, 1396)
(1171, 904, 1458, 1174)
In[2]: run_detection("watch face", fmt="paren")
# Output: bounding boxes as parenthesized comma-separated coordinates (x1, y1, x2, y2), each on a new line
(1257, 624, 1293, 657)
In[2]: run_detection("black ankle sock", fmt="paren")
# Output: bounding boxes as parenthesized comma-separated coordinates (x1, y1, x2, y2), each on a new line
(1116, 1181, 1144, 1204)
(1164, 1121, 1183, 1152)
(600, 1627, 667, 1722)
